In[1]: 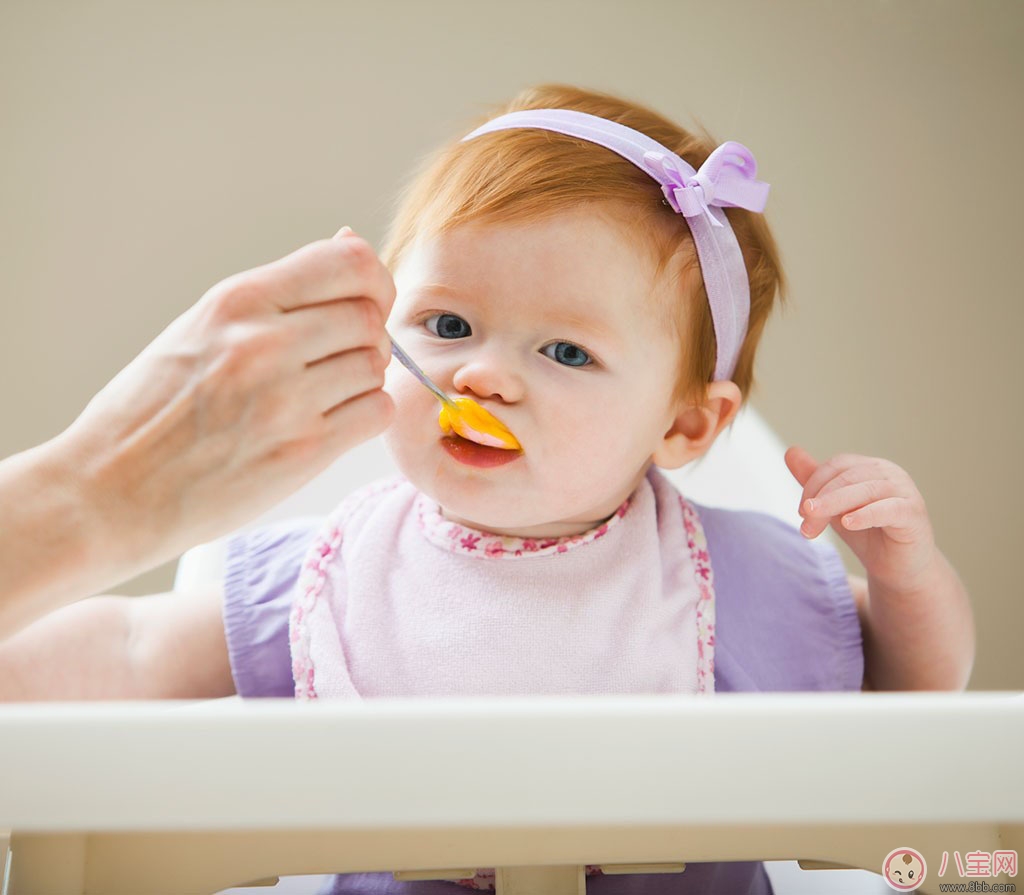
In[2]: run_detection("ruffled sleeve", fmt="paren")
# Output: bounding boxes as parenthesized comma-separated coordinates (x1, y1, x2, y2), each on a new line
(222, 516, 323, 697)
(696, 503, 865, 693)
(808, 533, 866, 692)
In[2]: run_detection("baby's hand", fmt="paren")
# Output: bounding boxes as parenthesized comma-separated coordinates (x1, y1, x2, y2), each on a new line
(785, 446, 939, 595)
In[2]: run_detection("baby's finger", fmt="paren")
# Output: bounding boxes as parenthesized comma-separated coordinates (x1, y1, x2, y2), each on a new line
(784, 445, 818, 487)
(799, 454, 884, 518)
(841, 496, 922, 539)
(802, 478, 894, 527)
(801, 458, 912, 517)
(800, 466, 882, 516)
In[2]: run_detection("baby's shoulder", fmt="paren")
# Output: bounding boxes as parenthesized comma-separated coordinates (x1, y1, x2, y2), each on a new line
(683, 499, 863, 691)
(690, 499, 809, 550)
(650, 468, 812, 560)
(679, 493, 842, 589)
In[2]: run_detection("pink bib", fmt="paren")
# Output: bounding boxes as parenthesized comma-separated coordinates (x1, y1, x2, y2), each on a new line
(289, 467, 715, 701)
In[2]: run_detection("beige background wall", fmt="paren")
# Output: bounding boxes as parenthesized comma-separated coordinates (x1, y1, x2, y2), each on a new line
(1, 1, 1020, 689)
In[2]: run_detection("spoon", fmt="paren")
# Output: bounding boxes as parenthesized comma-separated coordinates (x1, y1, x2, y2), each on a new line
(388, 335, 522, 451)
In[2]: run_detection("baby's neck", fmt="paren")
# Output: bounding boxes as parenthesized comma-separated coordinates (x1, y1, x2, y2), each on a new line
(438, 507, 616, 540)
(437, 465, 650, 539)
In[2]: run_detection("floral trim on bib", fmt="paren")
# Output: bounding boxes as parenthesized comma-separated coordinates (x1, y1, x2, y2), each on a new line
(290, 478, 406, 700)
(679, 493, 716, 694)
(415, 492, 632, 559)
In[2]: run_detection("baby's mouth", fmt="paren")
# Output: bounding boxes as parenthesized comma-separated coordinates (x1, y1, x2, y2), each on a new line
(444, 430, 522, 453)
(456, 428, 517, 449)
(437, 398, 522, 451)
(439, 432, 524, 468)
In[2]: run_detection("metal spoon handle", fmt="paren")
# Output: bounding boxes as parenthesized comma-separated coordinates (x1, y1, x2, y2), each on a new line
(389, 335, 456, 409)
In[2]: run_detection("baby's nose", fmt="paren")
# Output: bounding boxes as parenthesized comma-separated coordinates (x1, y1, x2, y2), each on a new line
(451, 352, 524, 403)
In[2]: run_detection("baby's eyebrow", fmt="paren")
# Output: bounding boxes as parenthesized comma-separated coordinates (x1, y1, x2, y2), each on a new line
(407, 283, 620, 344)
(538, 308, 618, 343)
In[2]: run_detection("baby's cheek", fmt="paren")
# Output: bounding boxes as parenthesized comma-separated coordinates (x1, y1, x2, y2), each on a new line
(379, 376, 426, 452)
(545, 413, 628, 481)
(382, 362, 407, 399)
(384, 368, 431, 421)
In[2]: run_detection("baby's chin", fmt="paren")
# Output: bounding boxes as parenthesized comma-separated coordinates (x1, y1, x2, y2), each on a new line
(384, 431, 624, 537)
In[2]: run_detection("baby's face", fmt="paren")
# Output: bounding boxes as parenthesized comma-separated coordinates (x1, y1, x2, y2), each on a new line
(382, 208, 682, 538)
(884, 850, 926, 890)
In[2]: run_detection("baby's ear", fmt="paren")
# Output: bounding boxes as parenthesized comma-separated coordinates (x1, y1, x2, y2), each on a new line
(652, 382, 742, 469)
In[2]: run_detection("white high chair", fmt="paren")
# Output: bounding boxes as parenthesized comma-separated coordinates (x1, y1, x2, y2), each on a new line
(2, 405, 1021, 895)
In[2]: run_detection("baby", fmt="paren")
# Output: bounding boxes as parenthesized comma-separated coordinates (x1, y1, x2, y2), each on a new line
(1, 84, 976, 895)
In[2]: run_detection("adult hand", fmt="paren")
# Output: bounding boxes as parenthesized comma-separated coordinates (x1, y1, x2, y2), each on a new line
(0, 227, 396, 636)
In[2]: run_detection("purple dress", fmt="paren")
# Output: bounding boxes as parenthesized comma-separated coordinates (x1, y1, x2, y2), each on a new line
(223, 500, 863, 895)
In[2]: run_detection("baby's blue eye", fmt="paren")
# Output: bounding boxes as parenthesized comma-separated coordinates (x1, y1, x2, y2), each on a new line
(425, 313, 471, 338)
(542, 342, 592, 368)
(424, 315, 592, 368)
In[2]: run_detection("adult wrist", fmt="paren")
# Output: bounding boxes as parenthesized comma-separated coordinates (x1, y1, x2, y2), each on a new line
(40, 429, 137, 586)
(44, 421, 166, 584)
(0, 435, 115, 637)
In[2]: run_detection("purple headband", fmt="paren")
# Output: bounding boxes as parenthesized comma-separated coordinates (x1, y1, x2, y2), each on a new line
(460, 109, 770, 382)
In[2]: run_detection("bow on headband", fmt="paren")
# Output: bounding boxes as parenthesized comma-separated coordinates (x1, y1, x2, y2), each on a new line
(458, 109, 770, 382)
(643, 141, 770, 229)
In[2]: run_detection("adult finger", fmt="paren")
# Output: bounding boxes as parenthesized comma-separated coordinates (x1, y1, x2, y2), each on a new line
(322, 386, 396, 451)
(305, 346, 388, 416)
(220, 234, 397, 322)
(283, 296, 392, 367)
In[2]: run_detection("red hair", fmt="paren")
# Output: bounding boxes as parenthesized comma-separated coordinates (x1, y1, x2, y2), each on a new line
(379, 83, 789, 413)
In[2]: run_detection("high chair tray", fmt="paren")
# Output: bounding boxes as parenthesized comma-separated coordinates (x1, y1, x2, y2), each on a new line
(0, 692, 1021, 895)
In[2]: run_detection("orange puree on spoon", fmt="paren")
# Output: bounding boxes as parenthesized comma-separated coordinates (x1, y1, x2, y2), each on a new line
(386, 334, 521, 452)
(438, 397, 522, 451)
